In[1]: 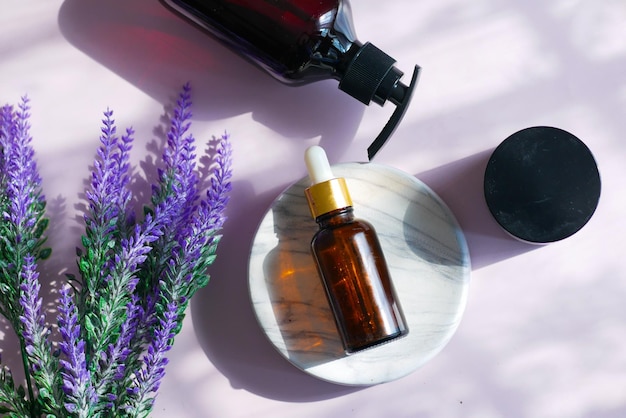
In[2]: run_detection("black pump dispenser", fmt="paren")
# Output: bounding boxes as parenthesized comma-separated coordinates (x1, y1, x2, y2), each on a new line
(161, 0, 420, 159)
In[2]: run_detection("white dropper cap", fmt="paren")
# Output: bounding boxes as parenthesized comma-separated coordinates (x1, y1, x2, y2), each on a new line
(305, 145, 334, 184)
(303, 145, 353, 219)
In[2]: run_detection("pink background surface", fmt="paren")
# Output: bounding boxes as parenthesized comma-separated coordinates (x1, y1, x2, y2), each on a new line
(2, 1, 625, 417)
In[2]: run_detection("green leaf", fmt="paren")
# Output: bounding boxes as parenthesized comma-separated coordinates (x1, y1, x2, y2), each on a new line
(38, 247, 52, 260)
(84, 313, 97, 339)
(195, 275, 210, 289)
(173, 321, 184, 335)
(0, 283, 12, 294)
(38, 387, 49, 399)
(87, 246, 95, 262)
(204, 254, 217, 266)
(78, 258, 90, 274)
(34, 217, 49, 237)
(81, 235, 91, 248)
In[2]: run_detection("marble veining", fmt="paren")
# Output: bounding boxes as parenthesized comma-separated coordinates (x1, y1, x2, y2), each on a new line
(248, 163, 471, 385)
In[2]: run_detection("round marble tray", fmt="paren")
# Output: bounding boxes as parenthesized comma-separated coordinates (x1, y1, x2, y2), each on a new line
(248, 162, 471, 386)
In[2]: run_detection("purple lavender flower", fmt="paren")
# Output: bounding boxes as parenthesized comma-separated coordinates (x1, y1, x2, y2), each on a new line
(1, 84, 233, 417)
(79, 110, 134, 320)
(1, 97, 46, 249)
(78, 98, 199, 407)
(127, 301, 178, 415)
(0, 104, 14, 249)
(0, 104, 13, 180)
(179, 133, 232, 291)
(133, 83, 205, 322)
(19, 254, 46, 361)
(1, 97, 59, 415)
(92, 298, 142, 411)
(78, 110, 178, 376)
(18, 254, 64, 415)
(139, 132, 232, 342)
(58, 287, 96, 417)
(160, 82, 199, 212)
(0, 103, 12, 137)
(86, 109, 133, 228)
(197, 133, 232, 235)
(120, 86, 233, 415)
(141, 83, 201, 285)
(87, 197, 181, 362)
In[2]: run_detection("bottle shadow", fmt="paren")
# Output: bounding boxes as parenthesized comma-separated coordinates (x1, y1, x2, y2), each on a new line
(190, 180, 361, 401)
(260, 183, 346, 367)
(417, 149, 537, 270)
(57, 0, 364, 150)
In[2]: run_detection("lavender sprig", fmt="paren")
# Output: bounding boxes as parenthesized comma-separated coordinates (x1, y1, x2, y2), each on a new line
(0, 97, 54, 417)
(121, 92, 232, 414)
(77, 111, 134, 334)
(2, 98, 47, 249)
(18, 255, 63, 416)
(0, 98, 49, 323)
(117, 85, 204, 398)
(84, 201, 179, 361)
(0, 85, 232, 417)
(126, 301, 178, 417)
(0, 104, 12, 189)
(0, 104, 14, 319)
(91, 298, 142, 413)
(136, 83, 199, 301)
(75, 110, 180, 408)
(162, 133, 233, 324)
(156, 82, 200, 214)
(58, 287, 96, 417)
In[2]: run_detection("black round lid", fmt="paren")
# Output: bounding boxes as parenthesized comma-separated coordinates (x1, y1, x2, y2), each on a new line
(484, 126, 601, 243)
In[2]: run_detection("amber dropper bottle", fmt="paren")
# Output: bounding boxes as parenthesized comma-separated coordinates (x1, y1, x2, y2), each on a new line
(161, 0, 421, 159)
(304, 146, 408, 354)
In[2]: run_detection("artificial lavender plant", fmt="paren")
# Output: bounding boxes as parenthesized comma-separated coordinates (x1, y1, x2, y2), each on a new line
(0, 84, 232, 417)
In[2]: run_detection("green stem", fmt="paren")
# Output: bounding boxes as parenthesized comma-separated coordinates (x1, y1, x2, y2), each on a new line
(18, 335, 37, 418)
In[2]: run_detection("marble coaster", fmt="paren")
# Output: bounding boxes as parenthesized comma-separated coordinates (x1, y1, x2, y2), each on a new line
(248, 163, 471, 386)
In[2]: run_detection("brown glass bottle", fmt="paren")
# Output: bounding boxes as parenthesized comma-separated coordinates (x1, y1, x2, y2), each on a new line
(311, 207, 408, 353)
(304, 145, 407, 354)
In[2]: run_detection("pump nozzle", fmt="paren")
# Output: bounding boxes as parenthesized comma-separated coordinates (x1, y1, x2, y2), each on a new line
(338, 42, 421, 160)
(367, 65, 420, 160)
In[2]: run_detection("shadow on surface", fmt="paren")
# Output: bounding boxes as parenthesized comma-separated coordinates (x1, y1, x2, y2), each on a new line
(189, 150, 533, 401)
(417, 149, 537, 270)
(190, 180, 361, 401)
(57, 0, 364, 151)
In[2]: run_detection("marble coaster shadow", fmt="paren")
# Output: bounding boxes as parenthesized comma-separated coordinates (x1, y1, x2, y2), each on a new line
(249, 163, 471, 386)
